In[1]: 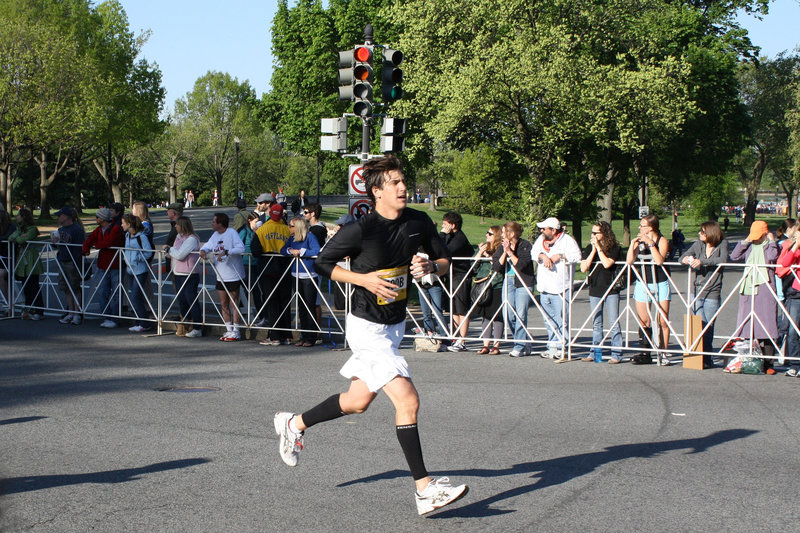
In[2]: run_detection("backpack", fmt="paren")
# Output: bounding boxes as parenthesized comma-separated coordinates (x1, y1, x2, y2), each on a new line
(135, 234, 155, 262)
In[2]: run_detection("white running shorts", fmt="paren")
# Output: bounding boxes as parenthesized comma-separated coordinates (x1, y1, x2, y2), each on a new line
(340, 313, 410, 392)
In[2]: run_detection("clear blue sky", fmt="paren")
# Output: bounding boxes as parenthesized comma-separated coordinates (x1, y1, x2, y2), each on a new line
(119, 0, 800, 111)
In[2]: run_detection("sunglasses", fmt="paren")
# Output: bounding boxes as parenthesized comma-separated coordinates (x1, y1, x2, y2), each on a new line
(303, 211, 310, 214)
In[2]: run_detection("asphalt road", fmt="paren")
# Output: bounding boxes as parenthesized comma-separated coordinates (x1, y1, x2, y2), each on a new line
(1, 316, 799, 532)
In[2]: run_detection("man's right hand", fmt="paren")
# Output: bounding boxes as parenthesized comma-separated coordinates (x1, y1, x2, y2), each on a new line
(360, 271, 399, 300)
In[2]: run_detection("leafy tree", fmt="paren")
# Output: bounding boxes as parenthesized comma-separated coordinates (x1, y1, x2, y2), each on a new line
(783, 78, 800, 218)
(388, 0, 700, 223)
(88, 1, 165, 205)
(175, 71, 259, 205)
(735, 54, 800, 226)
(688, 172, 744, 221)
(0, 2, 91, 211)
(261, 0, 338, 156)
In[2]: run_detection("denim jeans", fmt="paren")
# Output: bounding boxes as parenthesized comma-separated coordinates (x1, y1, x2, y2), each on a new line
(420, 284, 446, 335)
(504, 278, 532, 354)
(175, 273, 202, 326)
(589, 294, 622, 360)
(540, 292, 566, 355)
(127, 271, 150, 327)
(296, 277, 319, 342)
(96, 268, 120, 321)
(692, 297, 720, 352)
(785, 298, 800, 368)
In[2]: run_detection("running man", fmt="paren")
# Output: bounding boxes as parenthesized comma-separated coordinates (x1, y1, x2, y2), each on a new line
(273, 155, 468, 515)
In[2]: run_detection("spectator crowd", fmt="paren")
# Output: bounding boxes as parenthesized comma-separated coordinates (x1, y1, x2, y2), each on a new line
(3, 198, 800, 375)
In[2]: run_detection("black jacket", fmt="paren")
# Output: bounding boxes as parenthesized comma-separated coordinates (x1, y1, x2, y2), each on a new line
(492, 238, 534, 288)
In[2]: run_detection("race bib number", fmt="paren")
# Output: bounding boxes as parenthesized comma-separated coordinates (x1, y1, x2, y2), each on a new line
(376, 265, 408, 305)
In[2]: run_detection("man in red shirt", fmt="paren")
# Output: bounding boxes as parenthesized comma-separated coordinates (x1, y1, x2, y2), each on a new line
(82, 207, 125, 328)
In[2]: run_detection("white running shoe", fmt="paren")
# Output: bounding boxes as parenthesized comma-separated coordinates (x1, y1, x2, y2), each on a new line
(415, 477, 468, 515)
(129, 325, 146, 333)
(185, 329, 202, 338)
(274, 412, 303, 467)
(100, 320, 117, 328)
(71, 314, 82, 325)
(220, 331, 240, 342)
(59, 314, 73, 324)
(446, 341, 467, 352)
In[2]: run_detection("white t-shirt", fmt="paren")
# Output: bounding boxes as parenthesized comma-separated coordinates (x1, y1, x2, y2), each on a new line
(200, 228, 245, 282)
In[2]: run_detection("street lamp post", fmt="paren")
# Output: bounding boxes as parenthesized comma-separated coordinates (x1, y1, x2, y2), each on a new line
(234, 137, 240, 201)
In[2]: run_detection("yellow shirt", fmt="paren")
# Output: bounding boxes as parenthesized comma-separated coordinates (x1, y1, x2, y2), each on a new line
(256, 219, 290, 253)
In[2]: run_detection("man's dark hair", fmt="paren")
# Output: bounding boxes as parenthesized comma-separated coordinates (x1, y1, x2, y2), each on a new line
(306, 202, 322, 219)
(111, 202, 124, 215)
(362, 155, 403, 204)
(214, 212, 229, 228)
(443, 211, 463, 231)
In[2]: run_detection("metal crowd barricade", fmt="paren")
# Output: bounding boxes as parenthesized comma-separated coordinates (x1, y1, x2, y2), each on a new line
(0, 244, 12, 316)
(406, 256, 570, 355)
(8, 239, 800, 365)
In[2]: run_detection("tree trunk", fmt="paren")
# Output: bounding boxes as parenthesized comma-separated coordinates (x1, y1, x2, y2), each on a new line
(737, 151, 767, 228)
(71, 152, 83, 213)
(572, 219, 582, 246)
(0, 162, 9, 211)
(35, 148, 68, 219)
(597, 182, 614, 224)
(621, 197, 636, 247)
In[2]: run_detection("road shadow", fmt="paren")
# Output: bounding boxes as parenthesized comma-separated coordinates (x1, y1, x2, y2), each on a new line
(337, 429, 757, 518)
(0, 416, 47, 426)
(0, 458, 211, 495)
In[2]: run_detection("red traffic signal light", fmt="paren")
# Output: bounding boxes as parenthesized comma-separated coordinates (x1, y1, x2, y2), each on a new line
(338, 45, 374, 116)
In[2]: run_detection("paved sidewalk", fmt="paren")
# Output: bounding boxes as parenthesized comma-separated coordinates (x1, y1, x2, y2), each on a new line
(1, 318, 799, 532)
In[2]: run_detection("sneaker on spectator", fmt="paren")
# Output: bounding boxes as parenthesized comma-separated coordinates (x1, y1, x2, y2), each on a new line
(59, 314, 73, 324)
(129, 325, 147, 333)
(221, 330, 241, 342)
(21, 311, 31, 320)
(509, 350, 523, 358)
(447, 341, 467, 352)
(280, 339, 292, 345)
(415, 477, 468, 515)
(31, 313, 43, 321)
(185, 329, 203, 338)
(100, 320, 117, 328)
(71, 314, 82, 325)
(260, 339, 281, 346)
(659, 353, 672, 366)
(785, 367, 798, 377)
(274, 412, 304, 467)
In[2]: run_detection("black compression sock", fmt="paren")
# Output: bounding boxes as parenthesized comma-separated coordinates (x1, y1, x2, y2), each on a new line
(301, 394, 345, 429)
(396, 423, 428, 481)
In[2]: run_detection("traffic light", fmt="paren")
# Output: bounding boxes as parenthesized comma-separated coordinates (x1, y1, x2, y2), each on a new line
(320, 117, 347, 152)
(382, 49, 403, 103)
(338, 45, 374, 117)
(380, 118, 406, 153)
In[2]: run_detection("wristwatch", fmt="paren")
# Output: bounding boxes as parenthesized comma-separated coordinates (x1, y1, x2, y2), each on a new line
(431, 261, 439, 273)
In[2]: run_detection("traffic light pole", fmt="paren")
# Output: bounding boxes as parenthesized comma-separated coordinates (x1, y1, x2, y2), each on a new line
(361, 118, 371, 163)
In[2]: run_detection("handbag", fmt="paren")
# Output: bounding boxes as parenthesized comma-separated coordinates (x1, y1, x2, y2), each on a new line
(611, 265, 627, 293)
(470, 277, 492, 307)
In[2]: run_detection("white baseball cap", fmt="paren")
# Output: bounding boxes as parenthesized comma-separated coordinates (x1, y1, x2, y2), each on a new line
(536, 217, 561, 229)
